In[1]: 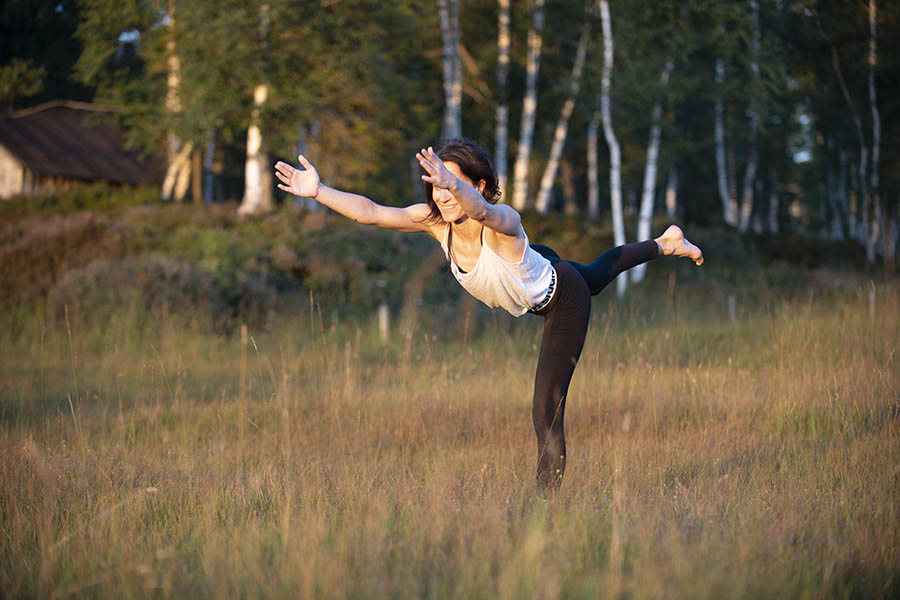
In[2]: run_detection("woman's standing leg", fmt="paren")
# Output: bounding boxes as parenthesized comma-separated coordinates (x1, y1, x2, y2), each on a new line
(531, 262, 591, 490)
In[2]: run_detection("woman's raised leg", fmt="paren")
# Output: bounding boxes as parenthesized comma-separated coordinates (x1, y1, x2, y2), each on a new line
(566, 225, 703, 296)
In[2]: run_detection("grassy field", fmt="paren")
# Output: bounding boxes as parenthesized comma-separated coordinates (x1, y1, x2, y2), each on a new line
(1, 280, 898, 598)
(1, 199, 898, 597)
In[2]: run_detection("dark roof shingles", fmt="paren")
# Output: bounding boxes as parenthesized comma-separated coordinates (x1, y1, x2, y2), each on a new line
(0, 106, 160, 186)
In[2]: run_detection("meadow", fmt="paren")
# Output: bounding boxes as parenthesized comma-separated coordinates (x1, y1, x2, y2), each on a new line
(1, 199, 898, 598)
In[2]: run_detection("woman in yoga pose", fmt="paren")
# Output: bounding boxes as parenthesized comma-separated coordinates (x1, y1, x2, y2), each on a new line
(274, 138, 703, 490)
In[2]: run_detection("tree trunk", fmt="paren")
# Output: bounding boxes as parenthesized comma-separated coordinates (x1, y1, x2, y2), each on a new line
(161, 1, 190, 202)
(814, 12, 871, 257)
(868, 0, 882, 264)
(883, 212, 896, 277)
(768, 170, 779, 234)
(238, 84, 273, 216)
(495, 0, 510, 200)
(599, 0, 625, 298)
(738, 150, 758, 233)
(738, 0, 761, 233)
(586, 114, 600, 220)
(845, 150, 858, 236)
(511, 0, 545, 211)
(665, 166, 678, 219)
(535, 21, 590, 214)
(561, 159, 577, 216)
(632, 56, 674, 283)
(191, 146, 202, 204)
(203, 127, 216, 204)
(438, 0, 462, 140)
(714, 58, 738, 226)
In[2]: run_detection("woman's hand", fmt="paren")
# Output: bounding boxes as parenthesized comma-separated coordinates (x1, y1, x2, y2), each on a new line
(275, 155, 320, 198)
(416, 147, 459, 191)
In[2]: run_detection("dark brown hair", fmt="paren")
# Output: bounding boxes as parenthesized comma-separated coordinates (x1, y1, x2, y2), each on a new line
(421, 138, 501, 223)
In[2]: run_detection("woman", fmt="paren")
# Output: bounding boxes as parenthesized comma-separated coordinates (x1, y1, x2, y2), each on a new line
(274, 139, 703, 490)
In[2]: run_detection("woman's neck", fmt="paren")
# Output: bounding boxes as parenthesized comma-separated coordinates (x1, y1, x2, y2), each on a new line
(450, 215, 482, 242)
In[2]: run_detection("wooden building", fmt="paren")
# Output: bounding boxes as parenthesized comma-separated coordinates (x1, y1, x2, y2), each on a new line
(0, 101, 160, 199)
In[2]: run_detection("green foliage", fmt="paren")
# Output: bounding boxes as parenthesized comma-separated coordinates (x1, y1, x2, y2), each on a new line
(0, 0, 89, 108)
(0, 58, 45, 105)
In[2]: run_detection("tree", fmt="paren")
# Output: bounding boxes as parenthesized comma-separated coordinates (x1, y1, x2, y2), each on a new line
(597, 0, 626, 298)
(534, 19, 590, 214)
(511, 0, 545, 211)
(631, 56, 673, 283)
(494, 0, 511, 200)
(438, 0, 462, 139)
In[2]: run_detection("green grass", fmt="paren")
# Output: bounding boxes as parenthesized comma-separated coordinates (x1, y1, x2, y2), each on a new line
(1, 279, 897, 598)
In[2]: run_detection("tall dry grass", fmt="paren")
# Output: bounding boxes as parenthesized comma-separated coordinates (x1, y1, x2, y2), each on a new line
(1, 284, 898, 598)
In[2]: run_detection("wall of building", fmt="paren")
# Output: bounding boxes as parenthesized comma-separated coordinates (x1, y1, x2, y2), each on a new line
(0, 145, 24, 199)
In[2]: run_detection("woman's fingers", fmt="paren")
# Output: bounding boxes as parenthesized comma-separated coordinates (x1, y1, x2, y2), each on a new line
(275, 171, 291, 185)
(416, 153, 437, 175)
(297, 155, 315, 171)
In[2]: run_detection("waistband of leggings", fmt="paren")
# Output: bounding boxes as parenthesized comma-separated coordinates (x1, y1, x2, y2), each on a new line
(528, 266, 558, 314)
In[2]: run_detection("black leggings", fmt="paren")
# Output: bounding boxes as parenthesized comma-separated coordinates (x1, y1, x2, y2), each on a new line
(528, 240, 659, 490)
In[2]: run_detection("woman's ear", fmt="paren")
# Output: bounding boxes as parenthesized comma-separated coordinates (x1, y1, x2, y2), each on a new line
(477, 179, 486, 194)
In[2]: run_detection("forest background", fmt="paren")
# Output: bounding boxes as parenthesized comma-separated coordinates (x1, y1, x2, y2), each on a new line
(1, 1, 898, 598)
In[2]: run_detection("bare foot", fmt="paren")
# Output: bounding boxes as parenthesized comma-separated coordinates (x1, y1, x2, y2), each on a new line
(655, 225, 704, 266)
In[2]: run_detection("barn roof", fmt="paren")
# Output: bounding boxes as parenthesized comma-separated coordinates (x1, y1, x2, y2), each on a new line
(0, 101, 161, 186)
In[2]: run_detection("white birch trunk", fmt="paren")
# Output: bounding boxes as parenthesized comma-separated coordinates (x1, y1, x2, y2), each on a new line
(586, 114, 600, 220)
(599, 0, 626, 297)
(738, 0, 761, 233)
(868, 0, 881, 262)
(161, 2, 190, 202)
(714, 58, 738, 226)
(632, 56, 674, 283)
(511, 0, 545, 211)
(665, 166, 678, 218)
(438, 0, 462, 139)
(535, 21, 590, 214)
(238, 84, 273, 216)
(495, 0, 511, 200)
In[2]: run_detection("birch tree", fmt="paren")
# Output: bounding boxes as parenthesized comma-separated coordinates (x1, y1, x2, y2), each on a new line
(867, 0, 883, 266)
(238, 3, 273, 216)
(438, 0, 462, 139)
(494, 0, 510, 200)
(714, 55, 738, 227)
(738, 0, 761, 233)
(812, 10, 870, 249)
(160, 1, 192, 202)
(632, 56, 674, 283)
(535, 20, 590, 214)
(598, 0, 626, 298)
(511, 0, 545, 211)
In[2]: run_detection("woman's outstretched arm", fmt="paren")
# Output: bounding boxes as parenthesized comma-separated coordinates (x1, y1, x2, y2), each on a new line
(416, 147, 522, 237)
(275, 156, 432, 233)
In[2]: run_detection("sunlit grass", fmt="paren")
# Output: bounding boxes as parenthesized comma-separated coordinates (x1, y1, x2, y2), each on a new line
(1, 284, 898, 598)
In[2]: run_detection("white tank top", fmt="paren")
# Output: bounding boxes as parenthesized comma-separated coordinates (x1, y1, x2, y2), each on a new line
(440, 224, 555, 317)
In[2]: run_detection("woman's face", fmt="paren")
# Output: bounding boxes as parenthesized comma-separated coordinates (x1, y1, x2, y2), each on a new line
(432, 161, 484, 223)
